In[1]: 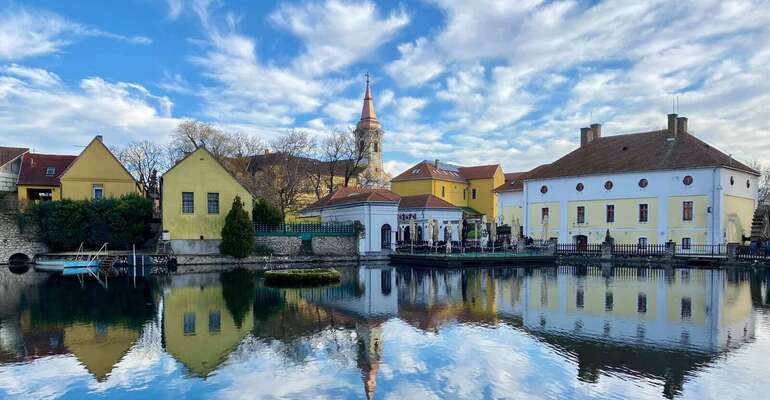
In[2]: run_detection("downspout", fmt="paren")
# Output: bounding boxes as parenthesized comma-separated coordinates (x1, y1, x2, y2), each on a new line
(712, 168, 718, 245)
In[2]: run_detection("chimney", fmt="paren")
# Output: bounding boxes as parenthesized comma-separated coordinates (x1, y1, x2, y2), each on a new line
(580, 127, 592, 147)
(96, 135, 103, 142)
(677, 116, 688, 134)
(434, 159, 439, 168)
(590, 123, 602, 140)
(667, 113, 678, 139)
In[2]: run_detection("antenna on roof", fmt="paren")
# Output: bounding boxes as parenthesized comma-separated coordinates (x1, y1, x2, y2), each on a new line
(672, 95, 675, 113)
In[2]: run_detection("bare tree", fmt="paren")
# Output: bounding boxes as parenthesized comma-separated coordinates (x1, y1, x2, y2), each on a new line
(252, 129, 315, 221)
(113, 140, 170, 195)
(750, 160, 770, 203)
(168, 120, 233, 162)
(340, 128, 370, 187)
(320, 129, 349, 192)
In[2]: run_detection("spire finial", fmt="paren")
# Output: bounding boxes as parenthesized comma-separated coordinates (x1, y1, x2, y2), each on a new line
(365, 72, 370, 85)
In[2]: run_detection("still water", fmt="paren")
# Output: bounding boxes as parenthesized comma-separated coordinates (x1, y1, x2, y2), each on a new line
(0, 265, 768, 399)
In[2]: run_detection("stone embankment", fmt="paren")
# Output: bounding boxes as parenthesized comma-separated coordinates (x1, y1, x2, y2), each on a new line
(0, 211, 46, 264)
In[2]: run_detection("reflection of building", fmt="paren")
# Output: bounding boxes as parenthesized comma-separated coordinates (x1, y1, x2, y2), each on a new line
(395, 266, 756, 398)
(162, 274, 253, 376)
(64, 323, 139, 381)
(523, 115, 759, 245)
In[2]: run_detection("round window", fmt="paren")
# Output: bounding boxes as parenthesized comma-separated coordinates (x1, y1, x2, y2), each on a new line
(638, 178, 648, 188)
(540, 185, 548, 194)
(576, 183, 584, 192)
(730, 176, 735, 186)
(604, 181, 613, 190)
(747, 179, 751, 189)
(683, 175, 693, 185)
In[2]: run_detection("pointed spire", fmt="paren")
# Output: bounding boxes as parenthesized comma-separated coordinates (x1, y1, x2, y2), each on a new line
(357, 73, 380, 130)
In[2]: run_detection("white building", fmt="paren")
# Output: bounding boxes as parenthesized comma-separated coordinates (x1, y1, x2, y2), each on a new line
(397, 194, 463, 242)
(522, 114, 759, 246)
(0, 147, 28, 193)
(302, 186, 400, 254)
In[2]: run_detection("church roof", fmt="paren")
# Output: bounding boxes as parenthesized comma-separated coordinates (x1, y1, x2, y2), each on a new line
(357, 77, 380, 131)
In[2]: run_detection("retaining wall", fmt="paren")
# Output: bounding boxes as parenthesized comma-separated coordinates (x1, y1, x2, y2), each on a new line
(0, 211, 47, 264)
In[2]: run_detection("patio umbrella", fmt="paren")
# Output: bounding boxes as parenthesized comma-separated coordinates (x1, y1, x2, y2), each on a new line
(409, 218, 416, 243)
(490, 220, 497, 245)
(433, 220, 440, 243)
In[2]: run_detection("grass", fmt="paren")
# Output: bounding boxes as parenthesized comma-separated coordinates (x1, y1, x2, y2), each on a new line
(263, 268, 341, 287)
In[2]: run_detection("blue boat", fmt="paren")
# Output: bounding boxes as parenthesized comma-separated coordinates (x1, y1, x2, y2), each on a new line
(61, 260, 101, 276)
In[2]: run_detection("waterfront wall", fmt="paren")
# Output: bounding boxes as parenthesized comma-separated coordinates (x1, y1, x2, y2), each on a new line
(172, 236, 358, 259)
(0, 211, 46, 264)
(172, 254, 358, 270)
(255, 236, 302, 255)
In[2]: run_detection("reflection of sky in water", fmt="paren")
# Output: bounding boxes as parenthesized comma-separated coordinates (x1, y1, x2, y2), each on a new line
(0, 267, 767, 399)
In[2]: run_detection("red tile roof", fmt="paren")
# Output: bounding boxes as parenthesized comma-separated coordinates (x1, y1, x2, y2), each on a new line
(526, 130, 759, 180)
(0, 146, 28, 167)
(398, 194, 460, 209)
(495, 165, 550, 193)
(17, 153, 77, 187)
(391, 161, 500, 183)
(306, 186, 401, 210)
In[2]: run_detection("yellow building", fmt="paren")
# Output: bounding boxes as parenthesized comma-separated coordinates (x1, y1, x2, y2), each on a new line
(391, 160, 504, 219)
(16, 135, 139, 206)
(64, 323, 140, 381)
(161, 147, 254, 254)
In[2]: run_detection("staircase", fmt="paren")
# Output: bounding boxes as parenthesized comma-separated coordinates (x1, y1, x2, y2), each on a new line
(750, 204, 770, 243)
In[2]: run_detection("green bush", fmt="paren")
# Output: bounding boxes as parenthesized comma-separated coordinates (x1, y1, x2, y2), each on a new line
(252, 198, 283, 226)
(220, 196, 255, 258)
(263, 268, 341, 287)
(29, 194, 153, 251)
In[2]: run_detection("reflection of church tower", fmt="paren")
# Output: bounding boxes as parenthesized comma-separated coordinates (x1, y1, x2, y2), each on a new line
(356, 322, 384, 400)
(355, 75, 385, 182)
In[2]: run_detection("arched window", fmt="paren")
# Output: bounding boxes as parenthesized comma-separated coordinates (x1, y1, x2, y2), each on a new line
(381, 224, 391, 250)
(373, 142, 378, 152)
(540, 185, 548, 194)
(359, 140, 365, 152)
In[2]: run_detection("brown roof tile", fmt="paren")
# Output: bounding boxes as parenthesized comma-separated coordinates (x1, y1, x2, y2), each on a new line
(306, 186, 401, 210)
(398, 194, 460, 209)
(391, 161, 500, 183)
(0, 147, 28, 167)
(527, 130, 758, 180)
(495, 165, 550, 193)
(17, 153, 77, 187)
(457, 164, 500, 180)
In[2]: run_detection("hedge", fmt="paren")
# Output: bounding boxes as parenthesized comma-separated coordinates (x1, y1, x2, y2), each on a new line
(263, 268, 341, 287)
(29, 193, 154, 251)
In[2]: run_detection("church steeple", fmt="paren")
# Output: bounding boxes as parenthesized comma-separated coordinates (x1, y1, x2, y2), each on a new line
(357, 73, 381, 131)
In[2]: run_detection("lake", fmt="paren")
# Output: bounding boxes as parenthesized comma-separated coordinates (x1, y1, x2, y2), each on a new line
(0, 264, 768, 399)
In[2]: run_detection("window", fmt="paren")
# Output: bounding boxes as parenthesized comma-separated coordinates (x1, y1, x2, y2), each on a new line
(605, 291, 614, 311)
(540, 185, 548, 194)
(209, 311, 221, 333)
(638, 237, 648, 250)
(639, 203, 648, 222)
(182, 192, 194, 214)
(373, 142, 378, 152)
(207, 193, 219, 214)
(681, 237, 691, 250)
(637, 293, 647, 314)
(576, 182, 584, 192)
(638, 178, 648, 188)
(183, 312, 196, 336)
(463, 189, 466, 200)
(730, 176, 735, 186)
(577, 206, 585, 224)
(576, 289, 584, 308)
(681, 297, 692, 320)
(682, 201, 693, 221)
(92, 184, 104, 200)
(472, 188, 477, 199)
(541, 207, 549, 223)
(747, 179, 751, 189)
(45, 166, 55, 176)
(606, 205, 615, 223)
(441, 186, 445, 197)
(683, 175, 693, 185)
(604, 180, 614, 190)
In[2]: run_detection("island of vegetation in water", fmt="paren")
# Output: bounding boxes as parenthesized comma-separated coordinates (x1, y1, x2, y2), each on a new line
(263, 268, 341, 287)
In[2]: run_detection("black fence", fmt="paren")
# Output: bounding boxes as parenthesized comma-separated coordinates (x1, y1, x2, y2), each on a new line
(556, 243, 602, 256)
(674, 244, 727, 257)
(254, 222, 356, 236)
(737, 245, 770, 261)
(613, 244, 668, 257)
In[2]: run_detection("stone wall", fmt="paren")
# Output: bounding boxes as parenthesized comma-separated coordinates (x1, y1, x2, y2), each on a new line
(0, 211, 47, 264)
(312, 236, 358, 256)
(255, 236, 303, 255)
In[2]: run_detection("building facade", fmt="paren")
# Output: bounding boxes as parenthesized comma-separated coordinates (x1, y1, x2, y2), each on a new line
(397, 194, 464, 242)
(161, 147, 254, 254)
(16, 153, 77, 205)
(391, 160, 504, 219)
(354, 76, 387, 184)
(523, 115, 759, 246)
(0, 147, 28, 194)
(58, 136, 140, 200)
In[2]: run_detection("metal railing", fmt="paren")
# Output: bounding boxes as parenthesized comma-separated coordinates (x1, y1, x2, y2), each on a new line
(674, 244, 726, 257)
(254, 222, 356, 236)
(556, 243, 602, 256)
(612, 243, 668, 257)
(736, 245, 770, 261)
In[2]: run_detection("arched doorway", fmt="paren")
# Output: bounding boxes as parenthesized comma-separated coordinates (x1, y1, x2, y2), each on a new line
(574, 235, 588, 251)
(417, 226, 423, 242)
(403, 227, 411, 242)
(381, 224, 392, 250)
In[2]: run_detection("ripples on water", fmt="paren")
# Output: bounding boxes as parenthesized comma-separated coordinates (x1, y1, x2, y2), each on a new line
(0, 264, 768, 399)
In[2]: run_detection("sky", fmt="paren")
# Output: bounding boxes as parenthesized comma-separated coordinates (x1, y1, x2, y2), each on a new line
(1, 0, 769, 177)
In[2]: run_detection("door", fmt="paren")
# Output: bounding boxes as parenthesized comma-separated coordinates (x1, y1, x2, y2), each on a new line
(381, 224, 392, 250)
(575, 235, 588, 251)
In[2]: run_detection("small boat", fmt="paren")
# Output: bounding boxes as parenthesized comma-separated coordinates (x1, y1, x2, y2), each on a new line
(62, 260, 101, 276)
(34, 260, 66, 272)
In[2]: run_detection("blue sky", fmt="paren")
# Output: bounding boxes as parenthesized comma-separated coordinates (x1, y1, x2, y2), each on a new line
(1, 0, 769, 176)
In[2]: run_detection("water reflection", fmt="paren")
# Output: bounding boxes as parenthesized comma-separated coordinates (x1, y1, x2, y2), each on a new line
(0, 266, 767, 399)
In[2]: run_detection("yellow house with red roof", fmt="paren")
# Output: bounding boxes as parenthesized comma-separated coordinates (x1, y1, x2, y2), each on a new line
(390, 160, 504, 219)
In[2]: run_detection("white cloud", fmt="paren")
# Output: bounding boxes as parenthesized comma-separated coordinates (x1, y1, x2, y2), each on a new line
(0, 8, 151, 61)
(0, 66, 180, 152)
(270, 0, 410, 77)
(385, 38, 445, 87)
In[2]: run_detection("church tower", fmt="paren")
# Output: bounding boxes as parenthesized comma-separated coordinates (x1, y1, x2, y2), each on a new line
(355, 75, 385, 182)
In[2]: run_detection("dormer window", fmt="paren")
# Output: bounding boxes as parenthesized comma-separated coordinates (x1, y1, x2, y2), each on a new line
(45, 167, 56, 176)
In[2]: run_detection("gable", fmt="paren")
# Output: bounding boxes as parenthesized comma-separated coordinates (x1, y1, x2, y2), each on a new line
(60, 139, 135, 183)
(163, 148, 252, 197)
